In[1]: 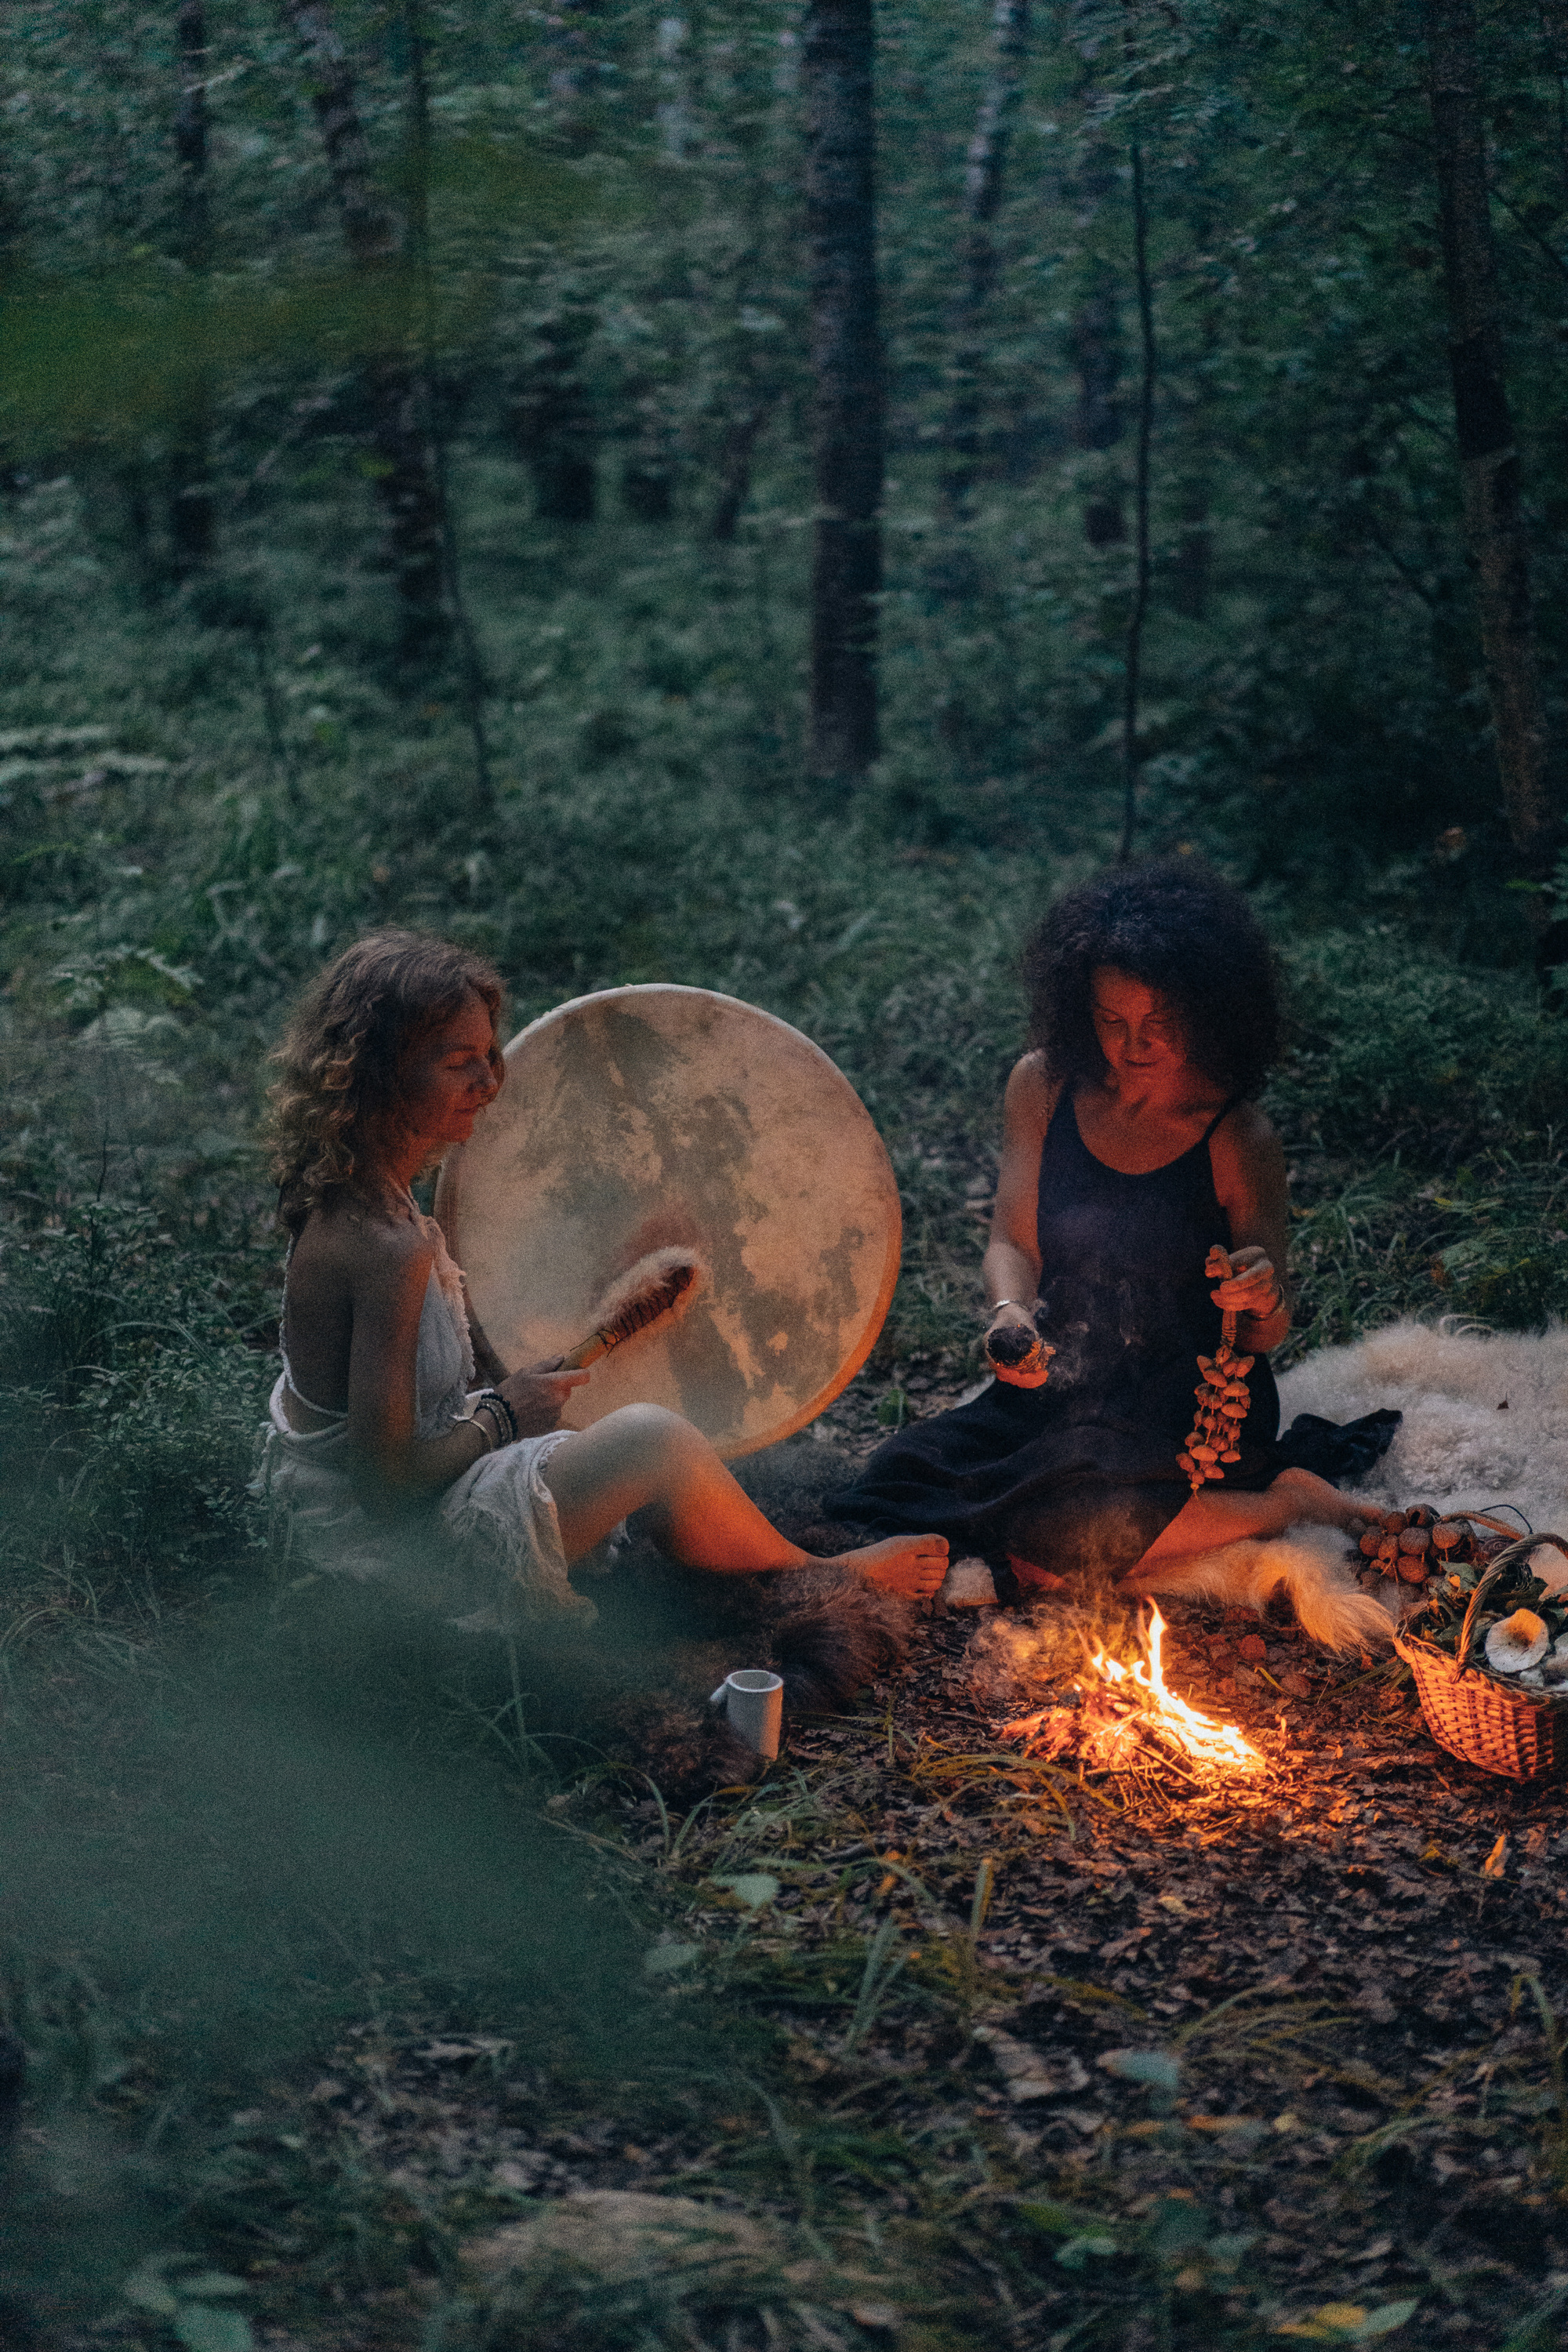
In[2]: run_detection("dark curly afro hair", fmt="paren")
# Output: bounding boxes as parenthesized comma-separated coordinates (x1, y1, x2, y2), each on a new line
(1023, 858, 1280, 1098)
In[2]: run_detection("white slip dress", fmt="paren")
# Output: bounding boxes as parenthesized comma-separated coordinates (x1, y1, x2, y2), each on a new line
(253, 1205, 593, 1629)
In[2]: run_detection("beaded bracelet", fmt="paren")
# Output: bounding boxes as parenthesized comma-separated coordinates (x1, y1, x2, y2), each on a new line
(474, 1388, 519, 1446)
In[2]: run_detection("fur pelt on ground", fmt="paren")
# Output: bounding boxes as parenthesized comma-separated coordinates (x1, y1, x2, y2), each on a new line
(1130, 1523, 1392, 1655)
(553, 1559, 913, 1799)
(1134, 1319, 1568, 1653)
(517, 1436, 911, 1800)
(1277, 1317, 1568, 1533)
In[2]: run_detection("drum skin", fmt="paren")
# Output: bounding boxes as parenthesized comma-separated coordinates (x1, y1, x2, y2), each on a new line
(434, 985, 902, 1458)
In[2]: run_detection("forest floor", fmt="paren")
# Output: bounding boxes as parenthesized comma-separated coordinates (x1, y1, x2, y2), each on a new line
(13, 1378, 1568, 2352)
(5, 550, 1568, 2348)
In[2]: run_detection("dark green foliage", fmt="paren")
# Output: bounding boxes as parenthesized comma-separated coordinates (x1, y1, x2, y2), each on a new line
(5, 3, 1568, 2343)
(3, 0, 1566, 874)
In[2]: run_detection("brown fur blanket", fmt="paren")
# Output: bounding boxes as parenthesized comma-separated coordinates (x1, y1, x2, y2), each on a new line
(532, 1436, 910, 1798)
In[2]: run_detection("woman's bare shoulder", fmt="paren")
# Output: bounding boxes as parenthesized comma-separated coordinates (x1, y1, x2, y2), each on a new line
(1003, 1051, 1060, 1127)
(291, 1197, 433, 1290)
(1210, 1100, 1285, 1189)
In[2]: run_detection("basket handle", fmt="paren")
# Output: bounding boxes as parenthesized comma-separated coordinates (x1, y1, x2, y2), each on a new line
(1437, 1508, 1537, 1542)
(1454, 1563, 1506, 1675)
(1453, 1534, 1568, 1676)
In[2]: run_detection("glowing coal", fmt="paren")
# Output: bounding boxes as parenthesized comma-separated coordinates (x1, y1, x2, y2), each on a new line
(982, 1602, 1266, 1778)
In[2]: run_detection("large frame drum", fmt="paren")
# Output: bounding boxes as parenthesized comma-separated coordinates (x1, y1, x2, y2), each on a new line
(434, 985, 901, 1458)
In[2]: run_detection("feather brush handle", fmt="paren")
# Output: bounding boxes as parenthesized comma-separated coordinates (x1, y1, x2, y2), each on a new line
(560, 1328, 618, 1371)
(558, 1247, 705, 1372)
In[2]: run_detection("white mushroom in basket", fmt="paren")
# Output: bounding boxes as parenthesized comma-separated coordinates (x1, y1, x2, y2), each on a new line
(1483, 1610, 1551, 1676)
(1541, 1636, 1568, 1688)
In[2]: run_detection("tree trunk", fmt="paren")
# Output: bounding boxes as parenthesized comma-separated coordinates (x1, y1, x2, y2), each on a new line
(280, 0, 449, 665)
(1424, 0, 1556, 875)
(510, 307, 598, 521)
(403, 0, 491, 805)
(803, 0, 883, 782)
(1071, 255, 1123, 546)
(544, 0, 607, 152)
(622, 382, 676, 521)
(1116, 138, 1156, 865)
(170, 0, 215, 571)
(1171, 229, 1216, 622)
(1067, 8, 1123, 549)
(710, 400, 771, 543)
(940, 0, 1030, 523)
(506, 0, 604, 523)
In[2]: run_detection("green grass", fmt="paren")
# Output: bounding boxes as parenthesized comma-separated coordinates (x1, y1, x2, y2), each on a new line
(5, 467, 1568, 2347)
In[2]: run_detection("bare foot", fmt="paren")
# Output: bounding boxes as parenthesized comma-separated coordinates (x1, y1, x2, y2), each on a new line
(1269, 1465, 1367, 1535)
(835, 1533, 949, 1599)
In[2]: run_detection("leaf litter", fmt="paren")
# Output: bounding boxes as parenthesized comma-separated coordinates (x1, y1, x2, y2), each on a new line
(53, 1568, 1564, 2352)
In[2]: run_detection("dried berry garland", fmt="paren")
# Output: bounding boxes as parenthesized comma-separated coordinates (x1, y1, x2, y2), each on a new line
(1178, 1243, 1254, 1495)
(1381, 1515, 1568, 1685)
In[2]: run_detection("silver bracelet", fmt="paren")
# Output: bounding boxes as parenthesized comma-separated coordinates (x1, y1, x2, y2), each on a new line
(474, 1388, 519, 1445)
(987, 1298, 1038, 1319)
(469, 1396, 510, 1450)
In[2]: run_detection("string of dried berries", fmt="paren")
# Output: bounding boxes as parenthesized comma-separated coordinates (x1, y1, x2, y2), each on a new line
(1363, 1508, 1568, 1676)
(1178, 1243, 1254, 1496)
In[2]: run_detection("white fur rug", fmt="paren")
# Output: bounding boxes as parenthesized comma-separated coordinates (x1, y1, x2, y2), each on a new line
(1277, 1316, 1568, 1535)
(1142, 1320, 1568, 1652)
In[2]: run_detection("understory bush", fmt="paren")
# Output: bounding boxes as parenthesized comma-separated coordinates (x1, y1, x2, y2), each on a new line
(0, 1192, 274, 1605)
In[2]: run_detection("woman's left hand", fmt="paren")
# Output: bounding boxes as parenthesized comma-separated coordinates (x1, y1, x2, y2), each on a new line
(1210, 1244, 1281, 1319)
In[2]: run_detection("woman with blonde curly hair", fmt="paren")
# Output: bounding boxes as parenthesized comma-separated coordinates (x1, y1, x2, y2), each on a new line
(259, 931, 946, 1624)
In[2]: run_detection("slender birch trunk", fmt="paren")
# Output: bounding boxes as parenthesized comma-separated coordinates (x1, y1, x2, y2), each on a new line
(803, 0, 883, 782)
(939, 0, 1030, 522)
(1424, 0, 1556, 874)
(280, 0, 450, 665)
(170, 0, 214, 569)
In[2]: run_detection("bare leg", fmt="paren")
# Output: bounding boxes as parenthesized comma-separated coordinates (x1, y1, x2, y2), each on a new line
(1123, 1466, 1380, 1583)
(541, 1404, 949, 1599)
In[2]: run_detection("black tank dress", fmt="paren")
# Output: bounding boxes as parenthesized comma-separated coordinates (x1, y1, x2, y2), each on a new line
(834, 1091, 1398, 1581)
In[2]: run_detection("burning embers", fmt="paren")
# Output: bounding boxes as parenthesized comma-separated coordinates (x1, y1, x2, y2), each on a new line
(990, 1605, 1266, 1780)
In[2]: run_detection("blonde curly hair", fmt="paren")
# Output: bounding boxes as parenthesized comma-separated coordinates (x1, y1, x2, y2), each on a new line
(267, 930, 505, 1239)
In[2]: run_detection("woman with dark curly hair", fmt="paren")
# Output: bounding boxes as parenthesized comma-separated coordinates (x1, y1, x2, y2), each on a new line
(257, 931, 946, 1622)
(836, 862, 1398, 1615)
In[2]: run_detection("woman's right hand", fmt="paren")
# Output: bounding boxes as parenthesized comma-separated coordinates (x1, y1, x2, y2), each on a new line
(985, 1302, 1053, 1388)
(498, 1357, 592, 1437)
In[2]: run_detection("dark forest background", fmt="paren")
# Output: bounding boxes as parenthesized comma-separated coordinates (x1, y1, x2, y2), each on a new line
(6, 5, 1568, 2343)
(6, 0, 1568, 908)
(7, 0, 1568, 1388)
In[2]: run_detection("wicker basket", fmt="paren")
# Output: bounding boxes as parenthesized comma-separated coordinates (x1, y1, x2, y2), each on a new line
(1396, 1534, 1568, 1783)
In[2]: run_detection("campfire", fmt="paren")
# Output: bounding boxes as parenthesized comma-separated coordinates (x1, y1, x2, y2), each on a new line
(995, 1604, 1266, 1779)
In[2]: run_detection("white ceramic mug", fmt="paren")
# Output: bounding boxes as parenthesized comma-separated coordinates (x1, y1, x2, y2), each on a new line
(709, 1668, 783, 1759)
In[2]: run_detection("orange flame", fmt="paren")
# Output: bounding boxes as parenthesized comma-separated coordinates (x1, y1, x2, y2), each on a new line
(1000, 1603, 1265, 1777)
(1087, 1605, 1265, 1774)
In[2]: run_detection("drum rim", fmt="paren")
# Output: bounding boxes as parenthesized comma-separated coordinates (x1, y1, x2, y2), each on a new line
(436, 982, 902, 1457)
